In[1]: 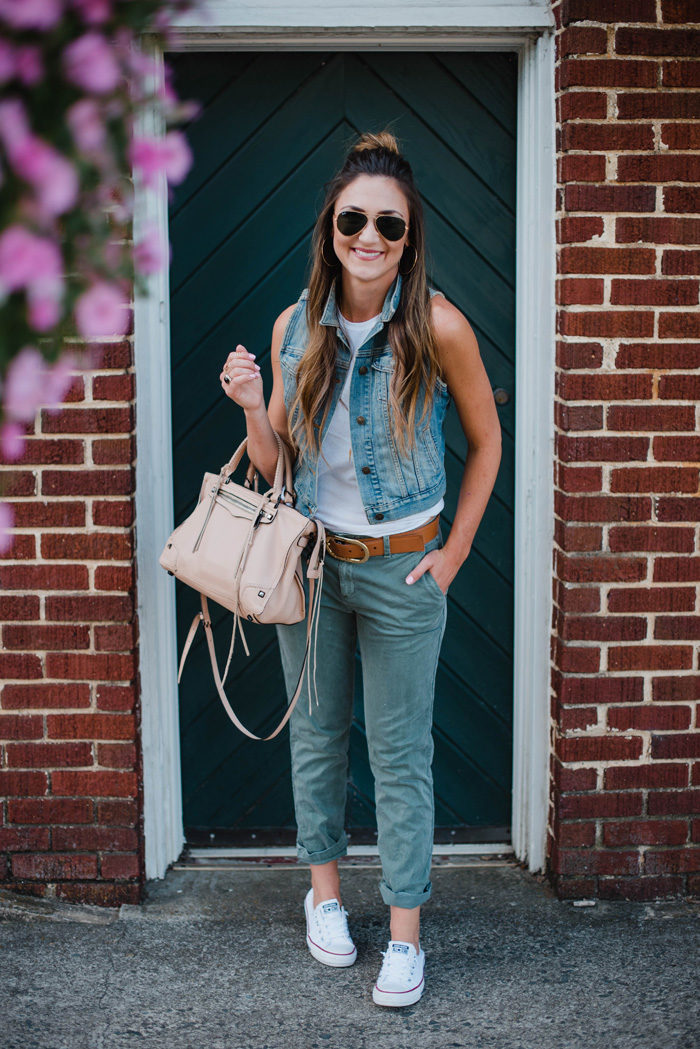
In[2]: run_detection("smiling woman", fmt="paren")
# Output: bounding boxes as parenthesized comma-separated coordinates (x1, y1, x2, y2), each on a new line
(217, 127, 502, 1008)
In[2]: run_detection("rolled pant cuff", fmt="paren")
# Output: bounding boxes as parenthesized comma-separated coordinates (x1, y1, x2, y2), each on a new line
(379, 877, 432, 909)
(297, 832, 348, 865)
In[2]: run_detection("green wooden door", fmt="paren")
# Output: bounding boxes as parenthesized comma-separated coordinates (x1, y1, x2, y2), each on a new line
(168, 51, 516, 846)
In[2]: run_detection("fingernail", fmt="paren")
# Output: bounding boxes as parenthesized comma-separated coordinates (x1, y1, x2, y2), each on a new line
(406, 575, 414, 584)
(248, 353, 256, 358)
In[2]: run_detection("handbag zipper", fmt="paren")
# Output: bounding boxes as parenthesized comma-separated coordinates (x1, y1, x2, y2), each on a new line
(216, 486, 275, 522)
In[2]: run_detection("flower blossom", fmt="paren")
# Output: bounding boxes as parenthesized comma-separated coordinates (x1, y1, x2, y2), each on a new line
(74, 280, 130, 338)
(62, 31, 122, 94)
(0, 0, 63, 30)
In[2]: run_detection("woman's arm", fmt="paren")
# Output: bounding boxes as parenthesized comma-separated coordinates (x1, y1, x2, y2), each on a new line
(405, 296, 502, 593)
(220, 304, 297, 488)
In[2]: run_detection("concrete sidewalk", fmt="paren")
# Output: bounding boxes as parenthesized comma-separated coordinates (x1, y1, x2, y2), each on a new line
(1, 856, 698, 1049)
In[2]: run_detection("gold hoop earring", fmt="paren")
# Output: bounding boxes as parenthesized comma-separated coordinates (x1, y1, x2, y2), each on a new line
(322, 236, 338, 267)
(399, 243, 418, 276)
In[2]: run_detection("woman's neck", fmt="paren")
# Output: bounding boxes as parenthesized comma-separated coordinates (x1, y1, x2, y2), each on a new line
(338, 270, 396, 323)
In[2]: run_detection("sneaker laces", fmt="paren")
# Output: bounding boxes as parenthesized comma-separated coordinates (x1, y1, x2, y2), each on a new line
(315, 899, 351, 942)
(378, 942, 417, 982)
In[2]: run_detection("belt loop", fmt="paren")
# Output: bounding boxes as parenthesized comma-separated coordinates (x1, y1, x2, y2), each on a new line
(382, 534, 391, 556)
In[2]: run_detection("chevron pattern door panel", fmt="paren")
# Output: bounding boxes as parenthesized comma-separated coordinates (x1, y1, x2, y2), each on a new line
(168, 51, 517, 844)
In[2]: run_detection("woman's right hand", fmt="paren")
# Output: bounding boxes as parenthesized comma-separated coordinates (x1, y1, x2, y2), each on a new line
(220, 344, 263, 412)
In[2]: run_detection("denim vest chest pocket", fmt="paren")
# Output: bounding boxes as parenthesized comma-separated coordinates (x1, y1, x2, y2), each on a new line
(370, 352, 449, 497)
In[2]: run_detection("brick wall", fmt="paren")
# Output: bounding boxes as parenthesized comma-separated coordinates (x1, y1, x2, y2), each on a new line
(549, 0, 700, 899)
(0, 339, 143, 907)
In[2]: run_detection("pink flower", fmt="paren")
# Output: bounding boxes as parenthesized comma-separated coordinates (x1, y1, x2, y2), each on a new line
(70, 0, 110, 24)
(0, 40, 15, 84)
(0, 500, 15, 555)
(43, 352, 77, 411)
(0, 225, 63, 295)
(0, 97, 30, 158)
(74, 280, 129, 338)
(129, 130, 192, 189)
(12, 137, 79, 217)
(134, 221, 166, 275)
(0, 421, 26, 461)
(15, 46, 44, 86)
(62, 32, 122, 95)
(128, 136, 163, 188)
(161, 131, 192, 185)
(67, 97, 106, 152)
(0, 0, 63, 30)
(2, 345, 45, 423)
(27, 283, 64, 331)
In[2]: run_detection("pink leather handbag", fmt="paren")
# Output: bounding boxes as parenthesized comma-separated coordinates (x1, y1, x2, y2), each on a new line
(159, 431, 326, 741)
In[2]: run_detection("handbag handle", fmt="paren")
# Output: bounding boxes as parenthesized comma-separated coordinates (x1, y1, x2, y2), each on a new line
(220, 432, 295, 503)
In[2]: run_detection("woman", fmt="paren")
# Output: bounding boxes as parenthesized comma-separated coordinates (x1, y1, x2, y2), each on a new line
(220, 131, 501, 1007)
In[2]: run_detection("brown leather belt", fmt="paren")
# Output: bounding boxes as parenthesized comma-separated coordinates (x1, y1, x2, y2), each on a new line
(325, 515, 440, 564)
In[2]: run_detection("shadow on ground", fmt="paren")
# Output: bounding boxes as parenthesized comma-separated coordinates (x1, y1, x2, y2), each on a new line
(1, 858, 698, 1049)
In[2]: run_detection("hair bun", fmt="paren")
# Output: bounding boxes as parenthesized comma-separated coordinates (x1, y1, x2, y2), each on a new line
(350, 130, 400, 155)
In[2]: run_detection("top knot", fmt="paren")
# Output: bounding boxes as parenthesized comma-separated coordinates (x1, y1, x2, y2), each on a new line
(350, 131, 400, 156)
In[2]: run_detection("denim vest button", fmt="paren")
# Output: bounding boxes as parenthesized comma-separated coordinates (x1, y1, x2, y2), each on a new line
(361, 466, 371, 475)
(356, 415, 366, 425)
(358, 365, 368, 375)
(375, 512, 384, 520)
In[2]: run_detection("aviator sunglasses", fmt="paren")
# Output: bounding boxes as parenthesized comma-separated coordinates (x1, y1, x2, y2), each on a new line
(335, 209, 408, 242)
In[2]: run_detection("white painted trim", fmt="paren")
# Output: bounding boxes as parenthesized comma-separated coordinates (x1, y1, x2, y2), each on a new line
(133, 46, 185, 882)
(134, 21, 556, 881)
(186, 843, 514, 859)
(511, 30, 556, 873)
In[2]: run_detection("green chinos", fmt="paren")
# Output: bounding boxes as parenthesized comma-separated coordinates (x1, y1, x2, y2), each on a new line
(275, 525, 447, 910)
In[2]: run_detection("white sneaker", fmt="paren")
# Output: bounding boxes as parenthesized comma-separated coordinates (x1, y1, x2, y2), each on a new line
(372, 940, 425, 1007)
(303, 887, 357, 967)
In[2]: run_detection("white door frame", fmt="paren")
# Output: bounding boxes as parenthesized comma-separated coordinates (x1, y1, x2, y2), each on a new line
(133, 6, 556, 881)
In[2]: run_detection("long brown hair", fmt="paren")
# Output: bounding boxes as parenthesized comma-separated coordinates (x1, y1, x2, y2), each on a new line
(287, 130, 443, 462)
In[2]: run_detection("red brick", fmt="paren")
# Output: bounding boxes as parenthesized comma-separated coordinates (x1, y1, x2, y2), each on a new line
(44, 653, 136, 682)
(603, 820, 688, 847)
(561, 123, 654, 152)
(560, 246, 655, 275)
(661, 1, 700, 24)
(652, 734, 700, 760)
(0, 653, 42, 679)
(96, 742, 137, 769)
(559, 372, 653, 401)
(96, 685, 136, 712)
(653, 676, 700, 703)
(558, 736, 643, 763)
(608, 646, 693, 671)
(654, 557, 700, 583)
(645, 848, 700, 875)
(554, 642, 600, 674)
(92, 439, 134, 466)
(658, 373, 700, 399)
(41, 406, 133, 434)
(617, 92, 700, 120)
(6, 742, 93, 768)
(3, 624, 90, 651)
(662, 60, 700, 88)
(51, 770, 137, 797)
(0, 827, 50, 851)
(11, 853, 98, 880)
(564, 184, 656, 212)
(42, 469, 133, 497)
(560, 59, 657, 89)
(8, 797, 93, 823)
(561, 0, 656, 21)
(559, 311, 654, 338)
(605, 764, 689, 790)
(1, 683, 91, 709)
(553, 764, 598, 792)
(608, 526, 694, 553)
(611, 279, 699, 306)
(0, 770, 48, 795)
(0, 470, 37, 496)
(97, 798, 138, 825)
(664, 186, 700, 213)
(44, 594, 133, 621)
(653, 436, 700, 462)
(555, 584, 601, 613)
(557, 553, 647, 584)
(598, 874, 684, 900)
(661, 124, 700, 150)
(92, 500, 134, 527)
(558, 216, 605, 244)
(0, 595, 40, 620)
(554, 522, 603, 553)
(557, 278, 605, 304)
(619, 154, 700, 184)
(607, 587, 695, 613)
(558, 435, 649, 463)
(46, 713, 136, 740)
(559, 26, 608, 57)
(557, 464, 602, 492)
(662, 251, 700, 277)
(554, 493, 651, 523)
(610, 467, 698, 494)
(608, 705, 692, 732)
(615, 27, 700, 58)
(92, 374, 134, 402)
(0, 563, 89, 590)
(559, 614, 646, 642)
(655, 616, 700, 641)
(94, 565, 134, 591)
(656, 496, 700, 522)
(649, 790, 700, 815)
(94, 624, 136, 652)
(617, 217, 700, 245)
(0, 714, 43, 739)
(606, 404, 695, 431)
(557, 821, 597, 847)
(556, 403, 605, 430)
(52, 826, 138, 851)
(559, 154, 606, 183)
(0, 534, 35, 560)
(40, 533, 132, 561)
(100, 853, 140, 880)
(559, 92, 608, 120)
(559, 791, 643, 820)
(10, 500, 86, 528)
(0, 439, 85, 467)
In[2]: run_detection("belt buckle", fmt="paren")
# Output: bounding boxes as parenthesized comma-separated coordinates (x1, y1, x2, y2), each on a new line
(326, 533, 370, 564)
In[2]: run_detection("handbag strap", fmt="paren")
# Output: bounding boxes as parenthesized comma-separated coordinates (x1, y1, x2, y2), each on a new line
(177, 519, 327, 741)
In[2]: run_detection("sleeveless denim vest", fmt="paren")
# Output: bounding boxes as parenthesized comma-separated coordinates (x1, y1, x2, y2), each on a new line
(278, 272, 452, 525)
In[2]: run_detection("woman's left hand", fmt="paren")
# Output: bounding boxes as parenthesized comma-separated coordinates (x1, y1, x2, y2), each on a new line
(405, 546, 463, 596)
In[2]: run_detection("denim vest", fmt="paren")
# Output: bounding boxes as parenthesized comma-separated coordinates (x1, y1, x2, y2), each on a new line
(279, 273, 452, 525)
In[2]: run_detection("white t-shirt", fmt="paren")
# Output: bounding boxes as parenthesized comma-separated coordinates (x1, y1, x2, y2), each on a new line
(315, 310, 444, 536)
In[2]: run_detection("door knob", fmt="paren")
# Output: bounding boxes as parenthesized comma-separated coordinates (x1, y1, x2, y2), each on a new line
(493, 387, 510, 405)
